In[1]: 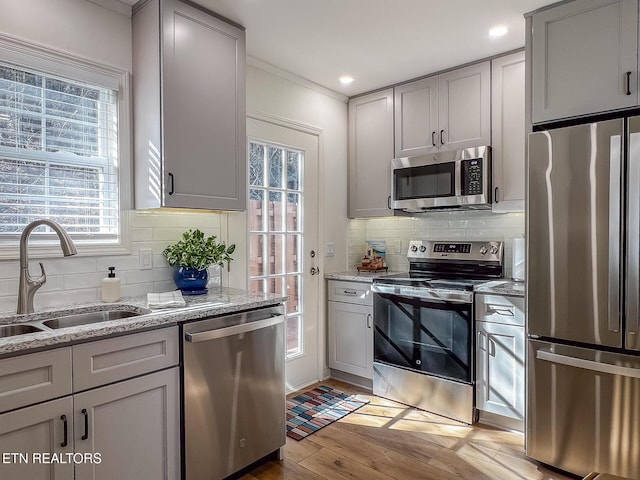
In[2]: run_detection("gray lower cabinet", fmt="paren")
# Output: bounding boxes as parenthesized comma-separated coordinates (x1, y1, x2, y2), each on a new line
(530, 0, 638, 123)
(133, 0, 246, 210)
(327, 280, 373, 379)
(74, 368, 180, 480)
(0, 327, 180, 480)
(0, 397, 74, 479)
(348, 89, 394, 218)
(475, 294, 525, 431)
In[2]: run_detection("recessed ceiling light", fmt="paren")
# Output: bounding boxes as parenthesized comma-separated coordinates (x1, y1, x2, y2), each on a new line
(489, 26, 508, 38)
(340, 76, 354, 85)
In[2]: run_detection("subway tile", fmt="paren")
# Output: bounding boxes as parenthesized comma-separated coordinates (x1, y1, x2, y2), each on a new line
(0, 261, 19, 279)
(63, 273, 102, 291)
(153, 280, 177, 292)
(43, 257, 97, 275)
(0, 297, 17, 314)
(96, 255, 140, 272)
(0, 279, 18, 296)
(121, 282, 154, 298)
(35, 289, 98, 309)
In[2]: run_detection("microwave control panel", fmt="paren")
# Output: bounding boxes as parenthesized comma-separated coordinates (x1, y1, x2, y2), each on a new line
(461, 158, 483, 196)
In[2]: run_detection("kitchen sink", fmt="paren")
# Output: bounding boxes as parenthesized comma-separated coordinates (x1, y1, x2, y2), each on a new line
(0, 324, 44, 337)
(42, 309, 141, 329)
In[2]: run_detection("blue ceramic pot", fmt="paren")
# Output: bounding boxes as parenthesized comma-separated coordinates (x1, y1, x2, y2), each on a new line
(173, 266, 208, 295)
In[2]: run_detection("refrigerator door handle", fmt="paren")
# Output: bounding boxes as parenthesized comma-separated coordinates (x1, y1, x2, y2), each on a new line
(627, 119, 640, 338)
(608, 136, 621, 333)
(537, 350, 640, 379)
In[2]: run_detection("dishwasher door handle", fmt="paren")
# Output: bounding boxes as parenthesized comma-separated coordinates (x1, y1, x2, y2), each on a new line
(185, 314, 285, 343)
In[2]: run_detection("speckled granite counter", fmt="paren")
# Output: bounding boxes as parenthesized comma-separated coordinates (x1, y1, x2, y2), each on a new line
(324, 270, 403, 283)
(475, 280, 525, 297)
(0, 287, 287, 356)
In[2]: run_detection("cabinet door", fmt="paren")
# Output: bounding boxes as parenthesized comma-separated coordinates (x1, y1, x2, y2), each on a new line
(438, 62, 491, 150)
(162, 0, 246, 210)
(0, 397, 73, 479)
(328, 301, 373, 379)
(348, 89, 394, 218)
(74, 368, 180, 480)
(491, 52, 525, 212)
(394, 76, 439, 157)
(476, 321, 524, 422)
(531, 0, 638, 123)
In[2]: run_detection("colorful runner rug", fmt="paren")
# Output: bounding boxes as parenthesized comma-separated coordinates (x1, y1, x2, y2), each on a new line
(285, 385, 369, 441)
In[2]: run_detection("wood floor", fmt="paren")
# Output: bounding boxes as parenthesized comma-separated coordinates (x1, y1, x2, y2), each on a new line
(241, 379, 579, 480)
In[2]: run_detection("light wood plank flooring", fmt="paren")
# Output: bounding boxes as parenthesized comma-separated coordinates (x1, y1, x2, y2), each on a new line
(241, 379, 578, 480)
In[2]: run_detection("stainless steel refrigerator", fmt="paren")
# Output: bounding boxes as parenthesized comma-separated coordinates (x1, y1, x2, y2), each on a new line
(527, 117, 640, 478)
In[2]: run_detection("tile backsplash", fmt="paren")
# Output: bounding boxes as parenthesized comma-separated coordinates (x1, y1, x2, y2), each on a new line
(348, 211, 525, 278)
(0, 211, 225, 313)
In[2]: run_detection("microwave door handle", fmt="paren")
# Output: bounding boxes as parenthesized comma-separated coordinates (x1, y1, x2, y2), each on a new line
(454, 160, 462, 196)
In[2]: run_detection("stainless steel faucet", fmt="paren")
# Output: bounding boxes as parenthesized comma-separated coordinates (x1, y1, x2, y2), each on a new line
(17, 219, 77, 314)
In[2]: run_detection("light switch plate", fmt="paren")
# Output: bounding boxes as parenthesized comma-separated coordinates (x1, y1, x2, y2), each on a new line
(139, 248, 153, 270)
(325, 242, 335, 257)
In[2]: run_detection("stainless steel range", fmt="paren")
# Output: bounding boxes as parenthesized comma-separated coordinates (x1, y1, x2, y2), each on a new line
(372, 240, 503, 424)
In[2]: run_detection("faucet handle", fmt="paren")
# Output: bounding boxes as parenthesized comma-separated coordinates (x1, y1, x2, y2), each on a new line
(33, 262, 46, 285)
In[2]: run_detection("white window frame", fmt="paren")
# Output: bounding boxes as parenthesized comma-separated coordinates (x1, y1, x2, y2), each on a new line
(0, 34, 131, 259)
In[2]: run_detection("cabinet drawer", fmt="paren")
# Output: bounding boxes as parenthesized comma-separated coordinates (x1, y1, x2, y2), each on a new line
(73, 327, 178, 391)
(475, 295, 524, 326)
(327, 280, 372, 306)
(0, 347, 72, 414)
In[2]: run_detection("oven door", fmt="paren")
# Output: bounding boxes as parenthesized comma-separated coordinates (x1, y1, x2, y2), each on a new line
(372, 284, 473, 383)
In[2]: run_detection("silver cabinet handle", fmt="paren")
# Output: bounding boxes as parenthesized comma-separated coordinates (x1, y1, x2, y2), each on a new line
(185, 315, 284, 343)
(486, 305, 514, 316)
(477, 331, 485, 351)
(343, 289, 358, 296)
(537, 350, 640, 379)
(366, 313, 372, 329)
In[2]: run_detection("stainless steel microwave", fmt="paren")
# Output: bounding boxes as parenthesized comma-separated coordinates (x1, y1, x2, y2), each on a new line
(390, 146, 491, 212)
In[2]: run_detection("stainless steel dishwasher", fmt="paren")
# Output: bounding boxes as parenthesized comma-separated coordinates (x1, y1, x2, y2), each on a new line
(182, 305, 286, 480)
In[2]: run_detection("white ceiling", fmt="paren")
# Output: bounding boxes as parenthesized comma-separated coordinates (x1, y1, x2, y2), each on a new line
(124, 0, 558, 97)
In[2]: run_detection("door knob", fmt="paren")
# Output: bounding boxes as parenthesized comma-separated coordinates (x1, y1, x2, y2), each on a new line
(310, 250, 316, 258)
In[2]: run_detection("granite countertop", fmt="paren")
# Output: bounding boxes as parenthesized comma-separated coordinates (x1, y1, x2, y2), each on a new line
(324, 270, 403, 283)
(0, 287, 287, 356)
(474, 280, 525, 297)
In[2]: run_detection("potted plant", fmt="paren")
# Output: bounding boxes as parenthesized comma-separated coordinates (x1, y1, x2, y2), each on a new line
(162, 229, 235, 295)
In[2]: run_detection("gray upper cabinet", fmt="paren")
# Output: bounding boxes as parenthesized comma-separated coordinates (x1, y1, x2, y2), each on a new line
(438, 62, 491, 150)
(492, 51, 525, 212)
(393, 62, 490, 158)
(531, 0, 638, 124)
(394, 76, 438, 157)
(133, 0, 246, 210)
(348, 89, 394, 218)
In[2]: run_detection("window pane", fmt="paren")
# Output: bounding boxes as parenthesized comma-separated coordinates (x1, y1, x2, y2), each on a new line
(48, 163, 101, 233)
(268, 146, 283, 188)
(248, 188, 265, 231)
(286, 315, 302, 357)
(268, 191, 284, 232)
(0, 158, 46, 233)
(249, 142, 264, 186)
(268, 276, 284, 295)
(269, 234, 284, 275)
(285, 275, 301, 314)
(286, 193, 301, 232)
(249, 234, 265, 277)
(287, 150, 301, 191)
(249, 278, 264, 293)
(286, 234, 301, 274)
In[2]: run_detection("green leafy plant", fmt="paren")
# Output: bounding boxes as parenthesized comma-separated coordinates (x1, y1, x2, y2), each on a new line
(162, 229, 235, 271)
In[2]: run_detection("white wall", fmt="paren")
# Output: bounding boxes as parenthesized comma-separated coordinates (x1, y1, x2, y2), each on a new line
(348, 211, 525, 278)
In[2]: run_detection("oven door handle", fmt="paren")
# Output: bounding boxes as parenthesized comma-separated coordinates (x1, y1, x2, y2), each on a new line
(371, 284, 473, 304)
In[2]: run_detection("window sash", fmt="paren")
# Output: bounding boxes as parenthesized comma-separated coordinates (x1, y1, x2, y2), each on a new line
(0, 60, 120, 243)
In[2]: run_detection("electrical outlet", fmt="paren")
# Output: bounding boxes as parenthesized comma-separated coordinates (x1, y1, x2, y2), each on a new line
(325, 242, 335, 257)
(139, 248, 153, 270)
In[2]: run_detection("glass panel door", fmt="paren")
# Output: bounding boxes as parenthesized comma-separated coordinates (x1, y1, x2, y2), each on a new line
(248, 141, 303, 358)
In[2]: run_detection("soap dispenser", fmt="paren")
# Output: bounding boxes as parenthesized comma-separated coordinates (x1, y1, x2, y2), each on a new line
(101, 267, 121, 302)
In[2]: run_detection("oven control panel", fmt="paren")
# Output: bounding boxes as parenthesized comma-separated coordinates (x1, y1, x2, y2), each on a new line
(408, 240, 503, 262)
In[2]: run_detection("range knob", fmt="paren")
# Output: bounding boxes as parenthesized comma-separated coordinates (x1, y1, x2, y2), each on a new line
(419, 245, 427, 253)
(410, 244, 418, 252)
(479, 245, 488, 255)
(489, 245, 499, 255)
